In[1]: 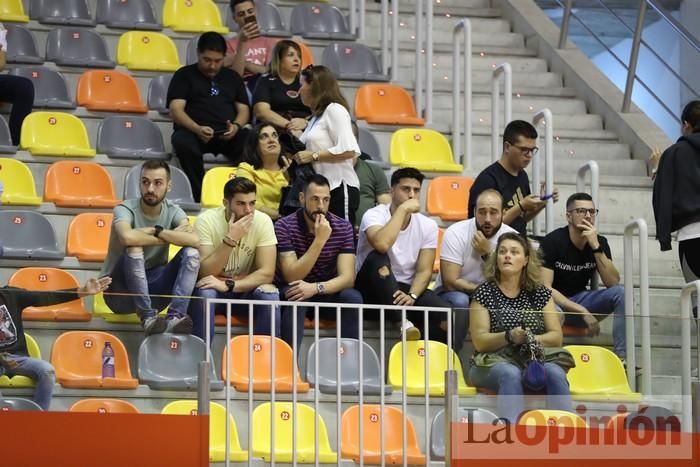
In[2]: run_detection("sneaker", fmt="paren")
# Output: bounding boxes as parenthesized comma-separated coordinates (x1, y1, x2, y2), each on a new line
(166, 314, 193, 334)
(400, 320, 421, 341)
(143, 315, 167, 336)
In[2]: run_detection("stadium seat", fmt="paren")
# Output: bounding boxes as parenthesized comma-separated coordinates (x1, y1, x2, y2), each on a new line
(123, 164, 199, 211)
(4, 24, 42, 63)
(427, 176, 474, 221)
(51, 331, 138, 389)
(76, 70, 148, 113)
(564, 345, 642, 402)
(66, 213, 112, 262)
(117, 31, 181, 71)
(92, 291, 169, 323)
(252, 402, 337, 463)
(226, 0, 290, 37)
(222, 335, 310, 393)
(605, 406, 680, 432)
(97, 116, 170, 161)
(433, 227, 443, 273)
(0, 210, 64, 259)
(201, 166, 238, 208)
(185, 34, 199, 65)
(356, 126, 387, 167)
(0, 398, 42, 411)
(295, 39, 315, 69)
(162, 0, 228, 33)
(30, 0, 95, 26)
(390, 128, 463, 173)
(290, 4, 355, 40)
(305, 338, 391, 395)
(388, 340, 476, 396)
(430, 407, 500, 460)
(0, 0, 29, 22)
(8, 267, 91, 321)
(9, 67, 74, 109)
(519, 409, 588, 428)
(46, 28, 115, 68)
(147, 74, 173, 114)
(341, 405, 426, 465)
(162, 401, 248, 462)
(0, 334, 41, 388)
(20, 112, 95, 157)
(165, 216, 196, 260)
(355, 84, 425, 126)
(44, 161, 120, 208)
(0, 158, 42, 206)
(70, 398, 140, 414)
(138, 334, 223, 391)
(96, 0, 161, 30)
(322, 42, 388, 81)
(0, 118, 16, 153)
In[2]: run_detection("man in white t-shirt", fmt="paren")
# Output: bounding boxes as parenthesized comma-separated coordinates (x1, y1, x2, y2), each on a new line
(434, 189, 517, 351)
(355, 167, 450, 341)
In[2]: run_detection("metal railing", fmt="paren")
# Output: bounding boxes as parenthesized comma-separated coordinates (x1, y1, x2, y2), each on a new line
(380, 0, 389, 75)
(576, 160, 600, 208)
(391, 0, 399, 82)
(491, 63, 512, 162)
(680, 280, 700, 433)
(424, 0, 434, 123)
(452, 19, 473, 170)
(531, 108, 554, 236)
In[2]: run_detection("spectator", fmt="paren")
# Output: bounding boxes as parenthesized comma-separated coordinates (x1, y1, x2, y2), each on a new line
(100, 161, 200, 336)
(468, 120, 558, 236)
(469, 232, 572, 423)
(539, 193, 627, 361)
(352, 122, 390, 231)
(190, 177, 279, 341)
(253, 40, 311, 140)
(275, 174, 361, 350)
(169, 31, 250, 201)
(0, 23, 34, 145)
(236, 123, 290, 221)
(0, 276, 111, 410)
(355, 167, 448, 341)
(434, 189, 517, 352)
(293, 65, 361, 225)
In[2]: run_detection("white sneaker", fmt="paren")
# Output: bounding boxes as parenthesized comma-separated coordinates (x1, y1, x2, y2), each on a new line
(400, 320, 421, 341)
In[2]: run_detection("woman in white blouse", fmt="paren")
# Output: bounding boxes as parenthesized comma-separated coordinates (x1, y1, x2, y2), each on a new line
(293, 65, 361, 225)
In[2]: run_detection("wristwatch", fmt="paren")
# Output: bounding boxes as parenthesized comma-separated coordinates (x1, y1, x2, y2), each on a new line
(153, 225, 164, 238)
(225, 279, 235, 293)
(408, 292, 418, 301)
(591, 246, 604, 254)
(316, 282, 325, 294)
(311, 151, 320, 161)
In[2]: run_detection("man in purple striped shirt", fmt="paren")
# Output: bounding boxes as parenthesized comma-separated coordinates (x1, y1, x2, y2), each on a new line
(274, 174, 361, 350)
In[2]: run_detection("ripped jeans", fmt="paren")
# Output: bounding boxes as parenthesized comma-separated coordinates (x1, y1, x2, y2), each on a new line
(0, 354, 55, 410)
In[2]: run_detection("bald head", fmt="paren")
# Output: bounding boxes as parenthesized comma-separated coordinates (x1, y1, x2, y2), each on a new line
(474, 189, 505, 238)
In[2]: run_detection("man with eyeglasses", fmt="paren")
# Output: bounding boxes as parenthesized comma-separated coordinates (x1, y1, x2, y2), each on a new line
(468, 120, 558, 236)
(539, 192, 627, 362)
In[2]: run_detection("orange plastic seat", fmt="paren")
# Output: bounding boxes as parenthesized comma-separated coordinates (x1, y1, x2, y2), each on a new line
(427, 176, 474, 221)
(69, 398, 140, 414)
(66, 213, 113, 261)
(221, 335, 310, 393)
(214, 314, 247, 327)
(341, 404, 426, 465)
(8, 267, 91, 321)
(354, 84, 425, 126)
(44, 161, 120, 208)
(433, 228, 443, 273)
(51, 331, 139, 389)
(77, 70, 148, 113)
(294, 39, 314, 69)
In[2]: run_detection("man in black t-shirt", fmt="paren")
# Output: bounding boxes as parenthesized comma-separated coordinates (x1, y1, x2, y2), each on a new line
(539, 192, 627, 360)
(168, 32, 251, 202)
(468, 120, 559, 235)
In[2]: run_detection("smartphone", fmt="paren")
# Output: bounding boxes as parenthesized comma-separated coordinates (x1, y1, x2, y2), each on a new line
(213, 129, 227, 136)
(540, 193, 554, 201)
(244, 14, 258, 25)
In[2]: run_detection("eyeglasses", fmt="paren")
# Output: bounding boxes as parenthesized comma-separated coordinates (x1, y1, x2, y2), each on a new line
(210, 81, 220, 97)
(508, 142, 539, 156)
(568, 208, 599, 216)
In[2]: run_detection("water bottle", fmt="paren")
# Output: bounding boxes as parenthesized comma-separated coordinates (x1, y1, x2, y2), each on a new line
(102, 341, 115, 378)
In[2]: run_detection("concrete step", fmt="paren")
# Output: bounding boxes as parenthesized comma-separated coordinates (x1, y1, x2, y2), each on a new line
(397, 67, 563, 88)
(391, 53, 549, 73)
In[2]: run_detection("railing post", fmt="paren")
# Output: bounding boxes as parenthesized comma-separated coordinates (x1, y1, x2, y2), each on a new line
(444, 370, 459, 467)
(680, 281, 700, 433)
(558, 0, 574, 49)
(575, 160, 600, 208)
(381, 0, 389, 75)
(391, 0, 399, 82)
(358, 0, 366, 39)
(349, 0, 357, 37)
(491, 63, 512, 162)
(452, 19, 472, 170)
(425, 0, 434, 123)
(531, 109, 554, 236)
(196, 361, 210, 416)
(622, 0, 647, 113)
(414, 0, 423, 113)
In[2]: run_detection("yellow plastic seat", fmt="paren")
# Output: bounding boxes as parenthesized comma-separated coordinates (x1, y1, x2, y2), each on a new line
(162, 0, 229, 33)
(168, 216, 197, 261)
(20, 112, 96, 157)
(201, 167, 237, 208)
(564, 345, 642, 402)
(0, 158, 42, 205)
(388, 340, 476, 396)
(519, 409, 588, 428)
(93, 292, 166, 323)
(0, 334, 40, 388)
(389, 128, 463, 173)
(0, 0, 29, 22)
(117, 31, 181, 71)
(161, 400, 248, 462)
(252, 402, 337, 463)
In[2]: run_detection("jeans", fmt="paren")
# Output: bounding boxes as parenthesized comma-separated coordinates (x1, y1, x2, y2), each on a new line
(0, 354, 55, 410)
(438, 290, 470, 353)
(0, 75, 34, 145)
(104, 247, 200, 321)
(679, 237, 700, 317)
(189, 286, 281, 342)
(468, 361, 572, 424)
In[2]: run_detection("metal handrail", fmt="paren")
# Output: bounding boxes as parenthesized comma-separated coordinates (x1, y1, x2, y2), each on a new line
(425, 0, 434, 123)
(391, 0, 399, 82)
(647, 0, 700, 53)
(491, 63, 512, 162)
(531, 109, 554, 236)
(415, 0, 424, 114)
(381, 0, 389, 75)
(576, 160, 600, 208)
(349, 0, 356, 37)
(452, 19, 472, 170)
(680, 280, 699, 433)
(358, 0, 366, 39)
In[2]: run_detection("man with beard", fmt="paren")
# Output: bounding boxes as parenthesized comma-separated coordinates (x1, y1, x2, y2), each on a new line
(433, 189, 517, 352)
(100, 160, 200, 336)
(189, 177, 280, 342)
(539, 192, 627, 361)
(274, 174, 361, 351)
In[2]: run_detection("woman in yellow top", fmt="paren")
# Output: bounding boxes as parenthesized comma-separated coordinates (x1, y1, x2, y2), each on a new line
(236, 123, 290, 220)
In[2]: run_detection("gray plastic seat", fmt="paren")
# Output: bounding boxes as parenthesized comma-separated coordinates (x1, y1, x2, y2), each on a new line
(0, 210, 64, 260)
(4, 24, 43, 64)
(30, 0, 95, 26)
(46, 28, 115, 68)
(147, 74, 172, 114)
(97, 116, 170, 161)
(322, 42, 388, 82)
(357, 126, 389, 168)
(8, 67, 75, 109)
(96, 0, 161, 30)
(305, 338, 392, 395)
(0, 117, 18, 154)
(226, 0, 291, 37)
(137, 334, 224, 391)
(185, 34, 200, 65)
(290, 3, 355, 41)
(0, 398, 43, 411)
(430, 407, 500, 460)
(123, 164, 200, 211)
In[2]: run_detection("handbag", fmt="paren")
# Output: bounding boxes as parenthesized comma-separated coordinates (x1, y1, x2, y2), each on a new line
(279, 160, 316, 216)
(520, 329, 546, 391)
